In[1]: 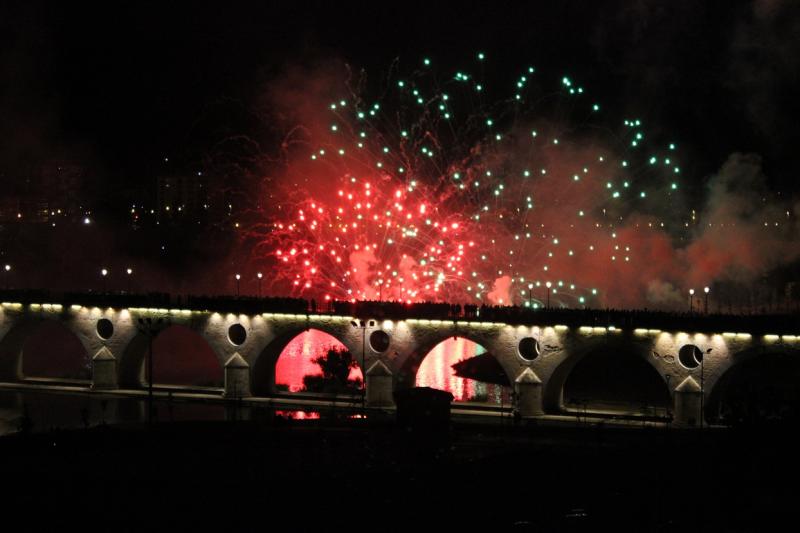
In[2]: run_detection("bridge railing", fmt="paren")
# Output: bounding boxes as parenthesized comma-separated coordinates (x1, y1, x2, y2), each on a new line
(0, 289, 797, 335)
(186, 295, 308, 315)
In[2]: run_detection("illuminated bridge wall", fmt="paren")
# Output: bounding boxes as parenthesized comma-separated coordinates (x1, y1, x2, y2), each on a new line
(0, 300, 798, 426)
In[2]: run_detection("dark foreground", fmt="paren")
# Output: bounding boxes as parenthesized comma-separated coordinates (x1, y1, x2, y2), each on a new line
(1, 417, 797, 532)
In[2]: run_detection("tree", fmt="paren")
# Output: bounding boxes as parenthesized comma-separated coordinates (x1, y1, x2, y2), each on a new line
(302, 347, 362, 394)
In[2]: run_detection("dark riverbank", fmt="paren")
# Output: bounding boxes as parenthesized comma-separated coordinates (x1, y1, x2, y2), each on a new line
(1, 418, 797, 532)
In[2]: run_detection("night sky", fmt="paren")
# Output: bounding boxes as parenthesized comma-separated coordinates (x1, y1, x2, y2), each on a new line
(1, 0, 799, 303)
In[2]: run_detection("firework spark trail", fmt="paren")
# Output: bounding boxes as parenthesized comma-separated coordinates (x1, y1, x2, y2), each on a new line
(245, 54, 799, 309)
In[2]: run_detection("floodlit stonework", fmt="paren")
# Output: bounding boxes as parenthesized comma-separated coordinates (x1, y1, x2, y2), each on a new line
(1, 301, 798, 425)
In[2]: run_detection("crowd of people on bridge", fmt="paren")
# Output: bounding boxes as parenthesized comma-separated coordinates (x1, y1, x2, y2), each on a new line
(0, 288, 797, 334)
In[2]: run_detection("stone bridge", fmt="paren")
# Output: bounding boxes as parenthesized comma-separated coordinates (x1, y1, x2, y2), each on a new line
(1, 296, 798, 427)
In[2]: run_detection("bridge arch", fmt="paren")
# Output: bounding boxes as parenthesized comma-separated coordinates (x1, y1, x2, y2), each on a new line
(251, 325, 359, 396)
(415, 336, 505, 403)
(0, 318, 93, 382)
(118, 324, 223, 388)
(397, 329, 504, 388)
(544, 335, 670, 414)
(706, 345, 800, 425)
(400, 329, 517, 403)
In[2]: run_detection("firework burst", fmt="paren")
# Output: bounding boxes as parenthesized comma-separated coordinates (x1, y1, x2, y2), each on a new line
(250, 53, 687, 306)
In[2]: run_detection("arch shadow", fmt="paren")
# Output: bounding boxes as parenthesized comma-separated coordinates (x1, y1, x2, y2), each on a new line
(706, 346, 800, 425)
(0, 319, 91, 382)
(118, 324, 223, 388)
(544, 335, 670, 414)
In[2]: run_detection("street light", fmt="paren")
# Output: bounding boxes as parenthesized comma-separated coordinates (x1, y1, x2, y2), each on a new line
(700, 350, 704, 429)
(257, 272, 263, 297)
(664, 374, 672, 421)
(3, 264, 10, 290)
(704, 286, 710, 314)
(126, 268, 133, 293)
(235, 273, 241, 297)
(695, 347, 712, 430)
(137, 316, 166, 424)
(527, 283, 533, 308)
(545, 281, 552, 309)
(350, 319, 368, 415)
(101, 268, 108, 293)
(689, 288, 695, 313)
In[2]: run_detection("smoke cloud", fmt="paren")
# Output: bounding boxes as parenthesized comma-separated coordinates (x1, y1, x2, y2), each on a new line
(684, 153, 800, 284)
(249, 56, 799, 310)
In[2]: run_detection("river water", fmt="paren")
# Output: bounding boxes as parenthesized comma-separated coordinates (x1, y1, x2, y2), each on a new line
(277, 329, 509, 403)
(0, 389, 228, 436)
(0, 329, 508, 436)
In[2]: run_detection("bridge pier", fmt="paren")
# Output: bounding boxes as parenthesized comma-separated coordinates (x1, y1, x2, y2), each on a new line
(515, 368, 544, 416)
(224, 353, 251, 399)
(365, 360, 394, 407)
(673, 376, 702, 427)
(91, 347, 118, 390)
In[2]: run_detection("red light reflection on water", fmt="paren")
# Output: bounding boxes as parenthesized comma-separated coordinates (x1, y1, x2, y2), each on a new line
(276, 331, 507, 404)
(416, 337, 508, 404)
(273, 411, 366, 420)
(275, 329, 363, 392)
(275, 410, 321, 420)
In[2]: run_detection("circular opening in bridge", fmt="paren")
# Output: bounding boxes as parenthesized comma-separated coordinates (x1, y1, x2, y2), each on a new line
(96, 318, 114, 340)
(369, 330, 391, 353)
(518, 337, 540, 361)
(228, 324, 247, 346)
(678, 344, 703, 369)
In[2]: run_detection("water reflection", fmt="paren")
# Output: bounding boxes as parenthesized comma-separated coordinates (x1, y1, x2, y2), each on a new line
(0, 390, 363, 436)
(416, 337, 509, 405)
(275, 410, 320, 420)
(275, 330, 363, 393)
(276, 332, 509, 404)
(0, 390, 231, 436)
